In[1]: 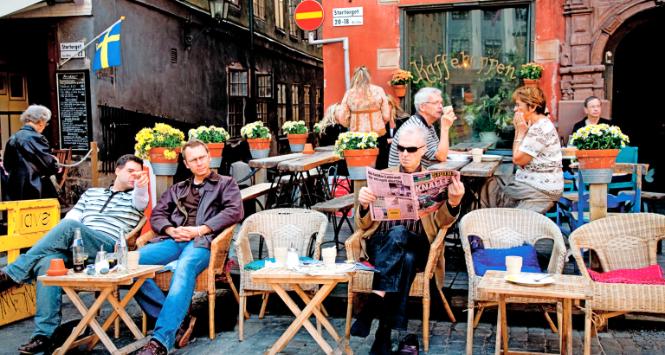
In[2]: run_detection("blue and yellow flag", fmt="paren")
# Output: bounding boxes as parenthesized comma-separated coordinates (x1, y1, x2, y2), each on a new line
(92, 21, 122, 72)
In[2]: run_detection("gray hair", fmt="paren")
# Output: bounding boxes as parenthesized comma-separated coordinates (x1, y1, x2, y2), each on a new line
(20, 105, 52, 124)
(398, 125, 429, 146)
(413, 87, 442, 113)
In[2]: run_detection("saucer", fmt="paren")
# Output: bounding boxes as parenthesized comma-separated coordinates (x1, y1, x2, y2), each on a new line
(504, 273, 555, 286)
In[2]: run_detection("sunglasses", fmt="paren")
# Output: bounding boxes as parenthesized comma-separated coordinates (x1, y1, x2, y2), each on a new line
(397, 144, 424, 153)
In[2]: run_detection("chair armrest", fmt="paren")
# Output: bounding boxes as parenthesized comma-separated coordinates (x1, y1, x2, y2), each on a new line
(344, 229, 365, 262)
(424, 230, 446, 279)
(136, 231, 155, 248)
(234, 223, 255, 267)
(125, 217, 147, 250)
(209, 224, 237, 277)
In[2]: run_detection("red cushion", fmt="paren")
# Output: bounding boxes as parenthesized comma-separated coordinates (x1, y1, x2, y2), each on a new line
(588, 264, 665, 285)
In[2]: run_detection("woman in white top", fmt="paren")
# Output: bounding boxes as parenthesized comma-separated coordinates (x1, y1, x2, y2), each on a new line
(480, 86, 563, 213)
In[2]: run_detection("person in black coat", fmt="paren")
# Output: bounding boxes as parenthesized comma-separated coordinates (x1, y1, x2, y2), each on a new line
(3, 105, 59, 200)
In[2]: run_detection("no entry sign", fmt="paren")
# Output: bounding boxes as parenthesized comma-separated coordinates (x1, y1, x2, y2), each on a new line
(294, 0, 324, 31)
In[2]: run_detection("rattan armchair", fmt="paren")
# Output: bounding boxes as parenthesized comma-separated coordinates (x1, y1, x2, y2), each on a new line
(235, 208, 328, 341)
(460, 208, 567, 354)
(136, 224, 239, 340)
(344, 227, 457, 352)
(569, 213, 665, 330)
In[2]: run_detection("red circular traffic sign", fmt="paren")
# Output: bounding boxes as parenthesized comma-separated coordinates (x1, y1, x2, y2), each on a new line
(294, 0, 324, 31)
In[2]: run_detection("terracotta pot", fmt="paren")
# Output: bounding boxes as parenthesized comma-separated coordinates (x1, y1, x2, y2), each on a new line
(343, 148, 379, 180)
(47, 258, 68, 276)
(302, 143, 315, 154)
(392, 84, 407, 98)
(247, 138, 271, 159)
(576, 149, 620, 184)
(207, 142, 224, 168)
(287, 133, 308, 152)
(522, 78, 540, 87)
(149, 147, 181, 175)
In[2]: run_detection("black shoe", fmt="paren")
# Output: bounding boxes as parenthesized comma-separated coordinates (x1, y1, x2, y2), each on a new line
(395, 334, 419, 355)
(175, 315, 197, 349)
(350, 318, 371, 338)
(18, 335, 51, 354)
(0, 269, 19, 293)
(135, 339, 167, 355)
(351, 293, 384, 337)
(369, 325, 392, 355)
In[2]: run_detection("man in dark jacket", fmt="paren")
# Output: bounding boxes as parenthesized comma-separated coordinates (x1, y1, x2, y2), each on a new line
(3, 104, 59, 200)
(135, 139, 243, 355)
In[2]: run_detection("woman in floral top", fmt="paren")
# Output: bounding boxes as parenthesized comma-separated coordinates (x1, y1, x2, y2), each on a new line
(480, 86, 563, 213)
(336, 66, 391, 136)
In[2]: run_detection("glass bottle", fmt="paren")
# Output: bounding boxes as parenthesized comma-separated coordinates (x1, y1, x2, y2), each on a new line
(117, 229, 128, 272)
(71, 228, 85, 272)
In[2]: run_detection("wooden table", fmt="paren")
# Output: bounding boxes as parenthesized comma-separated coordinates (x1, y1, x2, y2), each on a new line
(39, 265, 163, 355)
(478, 271, 592, 355)
(249, 153, 304, 169)
(429, 159, 500, 177)
(315, 145, 335, 152)
(251, 268, 353, 355)
(451, 141, 494, 151)
(275, 151, 342, 207)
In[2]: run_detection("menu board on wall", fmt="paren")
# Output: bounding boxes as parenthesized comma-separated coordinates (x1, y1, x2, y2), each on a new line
(56, 71, 92, 151)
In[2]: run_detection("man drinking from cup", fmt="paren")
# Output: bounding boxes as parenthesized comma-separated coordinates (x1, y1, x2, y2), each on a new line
(350, 126, 465, 354)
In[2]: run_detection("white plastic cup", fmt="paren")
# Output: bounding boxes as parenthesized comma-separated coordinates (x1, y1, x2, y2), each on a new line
(322, 247, 337, 266)
(274, 247, 288, 266)
(127, 251, 140, 270)
(471, 148, 483, 163)
(505, 256, 523, 276)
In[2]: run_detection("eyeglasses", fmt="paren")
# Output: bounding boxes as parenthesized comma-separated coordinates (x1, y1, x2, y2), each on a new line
(397, 144, 424, 153)
(424, 101, 443, 106)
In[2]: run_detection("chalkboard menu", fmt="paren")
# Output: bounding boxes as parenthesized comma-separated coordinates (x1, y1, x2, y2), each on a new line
(57, 71, 92, 151)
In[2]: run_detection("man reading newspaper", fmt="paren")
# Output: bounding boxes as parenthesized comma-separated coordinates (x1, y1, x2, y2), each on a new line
(351, 126, 465, 354)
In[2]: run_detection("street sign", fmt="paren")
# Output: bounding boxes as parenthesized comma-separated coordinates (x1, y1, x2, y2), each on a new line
(60, 42, 85, 59)
(294, 0, 324, 31)
(332, 7, 363, 27)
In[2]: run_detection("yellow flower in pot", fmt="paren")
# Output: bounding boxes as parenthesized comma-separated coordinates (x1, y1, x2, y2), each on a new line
(134, 123, 185, 175)
(570, 124, 630, 184)
(389, 69, 413, 97)
(334, 131, 379, 180)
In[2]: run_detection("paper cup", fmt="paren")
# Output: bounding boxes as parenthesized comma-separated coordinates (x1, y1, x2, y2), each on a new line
(127, 251, 140, 270)
(471, 148, 483, 163)
(443, 105, 454, 115)
(322, 247, 337, 266)
(274, 247, 288, 265)
(505, 256, 523, 276)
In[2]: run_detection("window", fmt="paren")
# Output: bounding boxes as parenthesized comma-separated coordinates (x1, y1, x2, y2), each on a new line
(405, 5, 530, 148)
(228, 100, 244, 137)
(288, 0, 300, 37)
(274, 0, 285, 30)
(257, 101, 269, 124)
(303, 85, 311, 127)
(277, 83, 287, 126)
(228, 70, 248, 97)
(227, 0, 240, 7)
(253, 0, 266, 20)
(257, 73, 272, 98)
(314, 88, 321, 122)
(291, 84, 300, 121)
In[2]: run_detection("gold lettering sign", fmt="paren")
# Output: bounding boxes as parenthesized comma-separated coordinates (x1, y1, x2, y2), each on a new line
(18, 208, 55, 235)
(409, 51, 517, 86)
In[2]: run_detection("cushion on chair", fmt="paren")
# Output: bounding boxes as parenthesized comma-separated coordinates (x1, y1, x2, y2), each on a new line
(472, 244, 542, 276)
(485, 227, 527, 248)
(587, 264, 665, 285)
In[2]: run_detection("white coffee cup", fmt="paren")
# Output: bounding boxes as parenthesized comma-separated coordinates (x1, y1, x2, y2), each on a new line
(505, 256, 523, 276)
(471, 148, 483, 163)
(274, 247, 288, 266)
(322, 247, 337, 266)
(127, 251, 140, 270)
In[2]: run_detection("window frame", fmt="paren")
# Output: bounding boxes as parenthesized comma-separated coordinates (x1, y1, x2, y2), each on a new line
(228, 69, 249, 97)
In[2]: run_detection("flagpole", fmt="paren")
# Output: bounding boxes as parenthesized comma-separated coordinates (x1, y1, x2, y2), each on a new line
(58, 16, 125, 68)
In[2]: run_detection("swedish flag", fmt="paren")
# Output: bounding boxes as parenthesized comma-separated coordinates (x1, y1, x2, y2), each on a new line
(92, 21, 122, 71)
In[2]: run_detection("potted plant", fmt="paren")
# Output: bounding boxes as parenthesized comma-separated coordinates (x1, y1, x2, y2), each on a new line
(570, 124, 629, 184)
(282, 120, 308, 152)
(135, 123, 185, 175)
(188, 125, 230, 168)
(334, 131, 379, 180)
(241, 121, 272, 159)
(517, 62, 544, 87)
(389, 69, 413, 98)
(463, 94, 512, 148)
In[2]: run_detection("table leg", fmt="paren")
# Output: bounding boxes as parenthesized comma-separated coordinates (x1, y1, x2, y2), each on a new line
(269, 282, 338, 354)
(494, 298, 502, 355)
(86, 277, 148, 350)
(499, 295, 508, 355)
(54, 287, 117, 355)
(292, 284, 341, 341)
(561, 298, 573, 355)
(584, 301, 592, 355)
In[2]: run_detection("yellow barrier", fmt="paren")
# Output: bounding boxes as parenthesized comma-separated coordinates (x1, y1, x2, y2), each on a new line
(0, 199, 60, 326)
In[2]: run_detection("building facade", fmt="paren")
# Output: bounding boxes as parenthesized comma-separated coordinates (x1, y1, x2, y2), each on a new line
(1, 0, 323, 169)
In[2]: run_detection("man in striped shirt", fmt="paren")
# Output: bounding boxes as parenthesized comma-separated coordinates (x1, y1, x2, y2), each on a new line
(0, 154, 148, 354)
(388, 87, 457, 169)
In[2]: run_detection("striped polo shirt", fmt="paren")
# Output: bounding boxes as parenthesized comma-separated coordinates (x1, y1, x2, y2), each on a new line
(69, 187, 144, 241)
(388, 114, 440, 169)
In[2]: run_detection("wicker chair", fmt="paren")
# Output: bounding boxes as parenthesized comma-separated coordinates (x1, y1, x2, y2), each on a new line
(136, 224, 239, 340)
(569, 213, 665, 330)
(344, 227, 457, 352)
(235, 208, 328, 341)
(460, 208, 567, 354)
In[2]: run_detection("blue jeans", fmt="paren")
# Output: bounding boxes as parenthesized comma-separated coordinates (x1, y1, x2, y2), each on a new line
(134, 239, 210, 349)
(3, 219, 116, 338)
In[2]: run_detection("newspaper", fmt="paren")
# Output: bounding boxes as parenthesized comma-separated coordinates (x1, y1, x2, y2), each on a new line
(366, 167, 458, 221)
